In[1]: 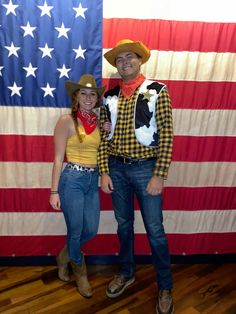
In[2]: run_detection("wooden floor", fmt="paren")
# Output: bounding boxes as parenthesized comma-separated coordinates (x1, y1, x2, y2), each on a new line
(0, 263, 236, 314)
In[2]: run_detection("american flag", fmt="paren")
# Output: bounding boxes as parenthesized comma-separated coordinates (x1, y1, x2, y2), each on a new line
(0, 0, 235, 257)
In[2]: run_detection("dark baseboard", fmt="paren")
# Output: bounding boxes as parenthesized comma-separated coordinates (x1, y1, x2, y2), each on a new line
(0, 254, 235, 266)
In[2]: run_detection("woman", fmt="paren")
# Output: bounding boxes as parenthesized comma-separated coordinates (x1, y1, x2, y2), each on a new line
(49, 74, 107, 298)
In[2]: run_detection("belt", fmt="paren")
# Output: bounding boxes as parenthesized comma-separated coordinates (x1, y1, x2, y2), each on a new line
(110, 155, 156, 164)
(66, 162, 97, 172)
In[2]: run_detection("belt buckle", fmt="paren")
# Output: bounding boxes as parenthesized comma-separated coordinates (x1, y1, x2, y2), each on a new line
(124, 157, 132, 164)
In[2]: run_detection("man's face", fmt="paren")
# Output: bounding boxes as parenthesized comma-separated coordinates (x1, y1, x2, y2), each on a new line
(115, 51, 142, 82)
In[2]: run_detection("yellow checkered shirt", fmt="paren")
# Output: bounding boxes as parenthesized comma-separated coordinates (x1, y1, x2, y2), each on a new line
(98, 87, 173, 179)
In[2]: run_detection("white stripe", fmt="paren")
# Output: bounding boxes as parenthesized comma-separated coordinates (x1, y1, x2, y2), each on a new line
(103, 50, 236, 82)
(1, 162, 53, 188)
(1, 106, 236, 137)
(167, 162, 236, 187)
(0, 161, 235, 188)
(0, 210, 235, 236)
(0, 106, 70, 135)
(173, 109, 236, 136)
(103, 0, 236, 23)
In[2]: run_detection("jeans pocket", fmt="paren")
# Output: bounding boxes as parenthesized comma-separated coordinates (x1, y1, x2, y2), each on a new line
(140, 159, 155, 171)
(108, 157, 117, 167)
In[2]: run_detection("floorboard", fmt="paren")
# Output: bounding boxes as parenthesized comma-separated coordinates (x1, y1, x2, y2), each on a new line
(0, 263, 235, 313)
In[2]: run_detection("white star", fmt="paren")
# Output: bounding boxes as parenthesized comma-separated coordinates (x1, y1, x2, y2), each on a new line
(23, 63, 37, 77)
(41, 83, 56, 97)
(5, 42, 20, 57)
(37, 1, 53, 17)
(0, 66, 4, 76)
(2, 0, 19, 16)
(55, 23, 71, 39)
(21, 22, 36, 38)
(39, 43, 54, 58)
(8, 82, 22, 96)
(57, 64, 71, 78)
(73, 45, 86, 59)
(73, 3, 88, 19)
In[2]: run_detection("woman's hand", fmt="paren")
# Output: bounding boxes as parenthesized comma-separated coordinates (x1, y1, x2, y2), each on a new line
(49, 194, 61, 210)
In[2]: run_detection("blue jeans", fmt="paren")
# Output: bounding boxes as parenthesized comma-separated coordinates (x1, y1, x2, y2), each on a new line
(58, 166, 100, 265)
(109, 157, 173, 290)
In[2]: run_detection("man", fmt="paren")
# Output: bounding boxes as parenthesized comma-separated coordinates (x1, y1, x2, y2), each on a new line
(98, 39, 174, 314)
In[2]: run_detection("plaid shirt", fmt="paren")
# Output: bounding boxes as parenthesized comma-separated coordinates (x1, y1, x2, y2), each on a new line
(98, 86, 173, 179)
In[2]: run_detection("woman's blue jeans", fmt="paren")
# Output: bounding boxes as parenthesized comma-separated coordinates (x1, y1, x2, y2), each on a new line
(109, 157, 173, 290)
(58, 166, 100, 265)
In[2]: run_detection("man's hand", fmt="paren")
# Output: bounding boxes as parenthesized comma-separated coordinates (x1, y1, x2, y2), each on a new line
(100, 173, 114, 194)
(146, 176, 164, 196)
(103, 121, 112, 133)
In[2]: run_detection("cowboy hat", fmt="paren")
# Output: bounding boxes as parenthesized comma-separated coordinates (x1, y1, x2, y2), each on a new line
(65, 74, 106, 97)
(104, 39, 150, 67)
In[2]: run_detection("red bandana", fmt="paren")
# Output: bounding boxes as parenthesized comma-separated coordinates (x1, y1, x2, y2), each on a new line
(77, 110, 98, 135)
(119, 74, 146, 98)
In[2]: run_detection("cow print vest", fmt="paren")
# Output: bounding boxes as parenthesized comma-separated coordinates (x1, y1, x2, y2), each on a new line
(103, 80, 166, 147)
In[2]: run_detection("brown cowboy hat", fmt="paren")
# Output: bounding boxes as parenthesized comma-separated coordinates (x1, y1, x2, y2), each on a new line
(65, 74, 106, 97)
(104, 39, 150, 67)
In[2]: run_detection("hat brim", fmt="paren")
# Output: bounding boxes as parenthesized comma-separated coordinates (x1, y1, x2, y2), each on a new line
(65, 81, 106, 97)
(104, 42, 150, 67)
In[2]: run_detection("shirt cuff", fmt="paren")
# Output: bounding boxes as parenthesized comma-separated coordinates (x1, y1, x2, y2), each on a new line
(153, 167, 168, 179)
(99, 166, 109, 176)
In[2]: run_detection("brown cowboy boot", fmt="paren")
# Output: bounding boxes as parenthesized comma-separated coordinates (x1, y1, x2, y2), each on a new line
(56, 245, 70, 282)
(70, 254, 92, 298)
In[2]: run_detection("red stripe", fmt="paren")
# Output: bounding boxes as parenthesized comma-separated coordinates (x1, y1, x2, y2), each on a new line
(0, 135, 54, 162)
(1, 233, 235, 256)
(1, 187, 235, 212)
(0, 189, 53, 212)
(162, 187, 236, 211)
(0, 236, 66, 257)
(167, 233, 236, 255)
(165, 81, 236, 110)
(1, 134, 235, 162)
(102, 79, 236, 110)
(173, 136, 236, 162)
(103, 19, 236, 52)
(102, 187, 236, 211)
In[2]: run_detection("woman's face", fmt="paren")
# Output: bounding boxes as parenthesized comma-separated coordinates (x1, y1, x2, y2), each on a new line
(76, 88, 98, 112)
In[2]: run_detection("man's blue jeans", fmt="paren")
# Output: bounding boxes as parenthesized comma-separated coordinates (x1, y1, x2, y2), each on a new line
(109, 157, 173, 290)
(58, 166, 100, 266)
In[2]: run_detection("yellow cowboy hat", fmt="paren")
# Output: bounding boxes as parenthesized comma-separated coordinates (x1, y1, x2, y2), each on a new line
(65, 74, 106, 97)
(104, 39, 150, 67)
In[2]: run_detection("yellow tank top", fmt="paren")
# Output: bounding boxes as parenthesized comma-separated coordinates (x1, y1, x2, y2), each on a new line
(66, 126, 100, 165)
